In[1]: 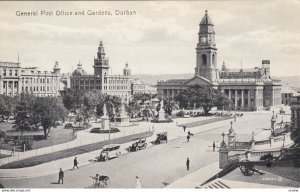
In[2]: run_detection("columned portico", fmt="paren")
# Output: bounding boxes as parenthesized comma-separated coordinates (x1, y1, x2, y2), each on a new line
(241, 89, 244, 108)
(234, 90, 238, 108)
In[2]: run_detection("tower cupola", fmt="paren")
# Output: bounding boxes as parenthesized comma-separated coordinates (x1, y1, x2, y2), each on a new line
(123, 62, 131, 77)
(195, 10, 219, 82)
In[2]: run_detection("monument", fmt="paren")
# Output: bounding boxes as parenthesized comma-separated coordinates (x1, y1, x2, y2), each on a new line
(158, 100, 166, 121)
(101, 104, 110, 130)
(115, 101, 130, 126)
(227, 121, 236, 149)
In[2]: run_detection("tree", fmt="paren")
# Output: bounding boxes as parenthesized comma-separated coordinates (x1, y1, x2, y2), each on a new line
(14, 93, 36, 132)
(132, 93, 152, 105)
(33, 97, 67, 138)
(82, 90, 104, 121)
(59, 88, 84, 112)
(175, 85, 230, 115)
(0, 95, 17, 120)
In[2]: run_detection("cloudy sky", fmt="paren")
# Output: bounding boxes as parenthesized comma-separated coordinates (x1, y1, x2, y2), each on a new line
(0, 0, 300, 76)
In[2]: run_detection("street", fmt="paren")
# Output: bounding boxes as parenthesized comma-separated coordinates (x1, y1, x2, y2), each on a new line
(0, 111, 275, 188)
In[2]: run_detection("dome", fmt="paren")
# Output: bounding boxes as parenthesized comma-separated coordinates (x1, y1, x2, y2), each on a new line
(72, 63, 87, 76)
(124, 62, 130, 71)
(200, 10, 214, 25)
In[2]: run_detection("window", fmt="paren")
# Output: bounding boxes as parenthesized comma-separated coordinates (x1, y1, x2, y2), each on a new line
(212, 54, 216, 65)
(9, 70, 12, 76)
(202, 54, 207, 65)
(3, 70, 6, 76)
(15, 70, 18, 76)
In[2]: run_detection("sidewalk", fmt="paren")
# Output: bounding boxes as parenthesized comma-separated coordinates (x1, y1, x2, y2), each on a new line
(0, 122, 151, 165)
(167, 162, 221, 188)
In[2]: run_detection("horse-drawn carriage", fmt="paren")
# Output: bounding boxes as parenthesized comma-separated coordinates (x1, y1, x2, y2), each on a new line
(90, 175, 110, 188)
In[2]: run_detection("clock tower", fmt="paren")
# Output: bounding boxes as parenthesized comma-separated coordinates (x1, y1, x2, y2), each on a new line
(195, 10, 219, 82)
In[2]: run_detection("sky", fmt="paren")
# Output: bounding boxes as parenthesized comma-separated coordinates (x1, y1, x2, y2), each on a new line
(0, 0, 300, 76)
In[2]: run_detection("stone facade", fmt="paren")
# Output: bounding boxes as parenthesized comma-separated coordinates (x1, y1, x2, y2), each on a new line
(131, 78, 157, 95)
(71, 41, 150, 102)
(291, 96, 300, 129)
(157, 10, 282, 111)
(0, 61, 61, 97)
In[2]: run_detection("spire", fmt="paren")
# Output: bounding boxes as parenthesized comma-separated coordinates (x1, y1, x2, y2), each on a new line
(200, 10, 214, 26)
(241, 60, 243, 69)
(99, 40, 103, 47)
(17, 52, 20, 63)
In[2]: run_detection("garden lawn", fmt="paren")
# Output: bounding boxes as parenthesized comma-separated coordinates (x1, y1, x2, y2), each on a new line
(179, 116, 233, 128)
(0, 131, 153, 169)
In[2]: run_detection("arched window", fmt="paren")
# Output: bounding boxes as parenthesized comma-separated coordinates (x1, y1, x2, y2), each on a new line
(212, 54, 216, 65)
(202, 54, 207, 65)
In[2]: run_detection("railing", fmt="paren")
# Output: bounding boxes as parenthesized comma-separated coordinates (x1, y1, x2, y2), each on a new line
(248, 150, 282, 161)
(228, 152, 247, 163)
(233, 142, 251, 150)
(255, 140, 270, 146)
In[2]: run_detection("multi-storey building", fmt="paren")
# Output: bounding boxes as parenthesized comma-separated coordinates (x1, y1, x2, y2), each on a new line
(0, 61, 61, 97)
(70, 41, 132, 102)
(157, 10, 282, 111)
(291, 96, 300, 129)
(131, 78, 157, 95)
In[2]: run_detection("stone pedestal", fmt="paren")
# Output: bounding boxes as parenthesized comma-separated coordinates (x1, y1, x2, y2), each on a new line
(158, 100, 166, 121)
(101, 104, 110, 130)
(101, 116, 110, 130)
(219, 141, 229, 169)
(219, 150, 229, 169)
(116, 103, 130, 126)
(270, 136, 274, 147)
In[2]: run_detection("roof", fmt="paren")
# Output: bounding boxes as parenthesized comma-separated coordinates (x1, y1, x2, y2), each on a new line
(221, 68, 261, 73)
(200, 10, 214, 25)
(72, 63, 88, 76)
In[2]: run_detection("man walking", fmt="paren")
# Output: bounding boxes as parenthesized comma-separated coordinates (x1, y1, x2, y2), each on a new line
(213, 141, 216, 151)
(186, 158, 190, 171)
(187, 135, 190, 143)
(73, 157, 79, 169)
(58, 168, 64, 184)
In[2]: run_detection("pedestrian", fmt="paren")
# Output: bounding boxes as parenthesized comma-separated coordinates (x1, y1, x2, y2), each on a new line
(94, 174, 100, 188)
(73, 157, 79, 169)
(58, 168, 64, 184)
(213, 141, 216, 152)
(187, 135, 190, 143)
(10, 147, 15, 156)
(183, 126, 186, 132)
(135, 176, 141, 188)
(186, 158, 190, 171)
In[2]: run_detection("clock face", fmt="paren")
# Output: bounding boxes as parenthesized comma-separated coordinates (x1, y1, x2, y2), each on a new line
(200, 37, 206, 43)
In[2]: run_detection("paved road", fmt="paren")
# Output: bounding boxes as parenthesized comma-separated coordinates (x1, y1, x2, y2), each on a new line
(0, 112, 273, 188)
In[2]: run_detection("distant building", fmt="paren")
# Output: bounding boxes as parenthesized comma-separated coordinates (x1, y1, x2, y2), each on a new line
(282, 92, 294, 106)
(131, 78, 157, 95)
(281, 89, 300, 106)
(60, 72, 71, 89)
(0, 61, 61, 97)
(157, 10, 282, 111)
(70, 41, 132, 102)
(291, 95, 300, 129)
